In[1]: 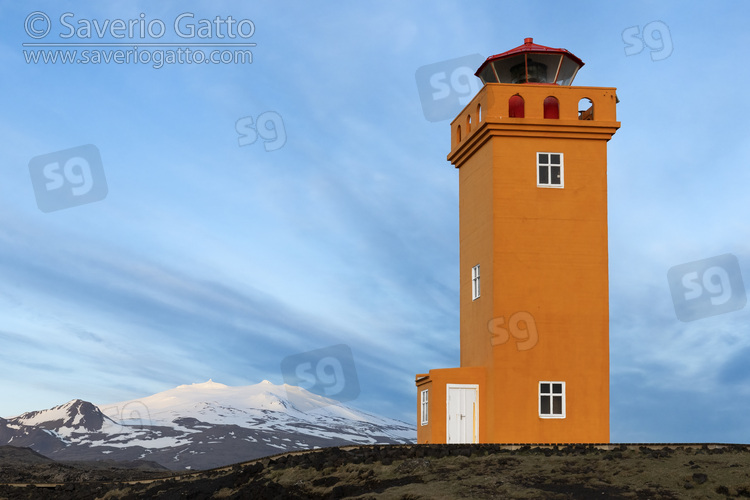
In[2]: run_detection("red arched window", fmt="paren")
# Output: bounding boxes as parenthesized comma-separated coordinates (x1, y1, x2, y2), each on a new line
(509, 95, 524, 118)
(543, 96, 560, 119)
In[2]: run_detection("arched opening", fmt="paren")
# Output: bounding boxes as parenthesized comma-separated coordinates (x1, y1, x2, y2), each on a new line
(543, 96, 559, 119)
(457, 124, 462, 142)
(466, 114, 472, 133)
(477, 103, 482, 122)
(509, 95, 524, 118)
(578, 98, 594, 120)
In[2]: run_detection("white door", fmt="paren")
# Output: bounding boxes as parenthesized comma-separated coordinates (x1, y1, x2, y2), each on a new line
(446, 384, 479, 443)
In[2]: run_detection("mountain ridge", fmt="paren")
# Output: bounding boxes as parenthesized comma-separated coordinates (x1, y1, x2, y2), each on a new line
(0, 379, 415, 470)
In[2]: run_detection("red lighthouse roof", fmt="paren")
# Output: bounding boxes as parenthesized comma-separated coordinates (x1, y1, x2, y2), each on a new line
(475, 38, 585, 86)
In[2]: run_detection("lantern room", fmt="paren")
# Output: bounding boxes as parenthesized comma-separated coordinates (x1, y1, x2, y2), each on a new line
(475, 37, 584, 85)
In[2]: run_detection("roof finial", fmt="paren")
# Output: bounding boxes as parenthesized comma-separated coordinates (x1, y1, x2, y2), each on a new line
(524, 37, 533, 44)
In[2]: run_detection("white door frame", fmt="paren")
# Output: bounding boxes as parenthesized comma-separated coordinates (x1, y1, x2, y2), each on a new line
(446, 383, 479, 443)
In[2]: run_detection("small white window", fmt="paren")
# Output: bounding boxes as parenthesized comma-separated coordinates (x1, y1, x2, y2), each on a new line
(420, 389, 429, 425)
(537, 152, 563, 188)
(471, 264, 480, 300)
(539, 381, 565, 418)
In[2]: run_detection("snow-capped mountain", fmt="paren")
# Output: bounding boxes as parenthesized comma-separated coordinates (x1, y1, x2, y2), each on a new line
(0, 380, 415, 470)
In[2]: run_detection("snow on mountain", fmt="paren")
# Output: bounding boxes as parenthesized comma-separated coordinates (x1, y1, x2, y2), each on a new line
(12, 399, 110, 431)
(0, 380, 416, 470)
(107, 379, 407, 432)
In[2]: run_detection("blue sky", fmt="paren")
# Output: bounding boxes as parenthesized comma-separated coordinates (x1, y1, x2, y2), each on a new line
(2, 1, 750, 443)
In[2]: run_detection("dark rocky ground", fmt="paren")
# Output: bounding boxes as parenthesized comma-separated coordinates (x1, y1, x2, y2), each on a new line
(3, 443, 750, 498)
(0, 445, 172, 488)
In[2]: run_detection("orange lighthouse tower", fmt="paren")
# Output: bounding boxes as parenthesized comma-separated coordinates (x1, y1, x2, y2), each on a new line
(416, 38, 619, 444)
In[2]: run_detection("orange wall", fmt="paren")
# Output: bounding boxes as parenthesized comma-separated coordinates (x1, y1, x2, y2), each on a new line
(458, 143, 495, 370)
(488, 133, 610, 443)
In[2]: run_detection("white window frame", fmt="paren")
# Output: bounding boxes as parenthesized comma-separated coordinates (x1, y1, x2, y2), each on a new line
(420, 389, 429, 426)
(539, 381, 566, 418)
(537, 152, 564, 188)
(471, 264, 480, 300)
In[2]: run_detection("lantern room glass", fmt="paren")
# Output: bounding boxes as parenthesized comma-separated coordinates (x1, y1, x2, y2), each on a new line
(478, 51, 583, 86)
(493, 53, 567, 84)
(555, 56, 581, 85)
(478, 64, 498, 83)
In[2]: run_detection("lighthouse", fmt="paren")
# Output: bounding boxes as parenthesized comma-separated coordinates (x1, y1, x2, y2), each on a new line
(416, 38, 620, 444)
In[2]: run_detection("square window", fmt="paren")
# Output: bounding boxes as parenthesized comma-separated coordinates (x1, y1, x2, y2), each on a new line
(539, 381, 565, 418)
(537, 152, 564, 188)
